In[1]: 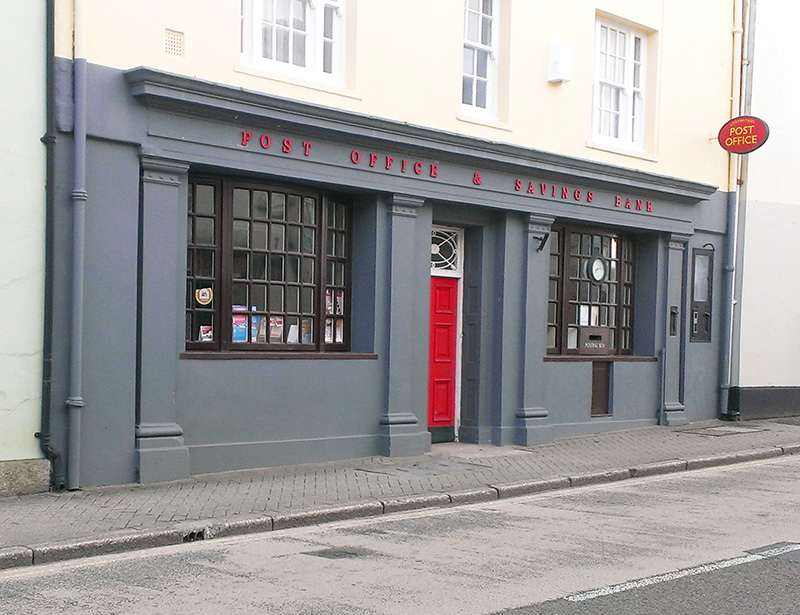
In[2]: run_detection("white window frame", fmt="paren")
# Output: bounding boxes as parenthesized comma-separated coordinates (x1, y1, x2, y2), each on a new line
(240, 0, 345, 85)
(593, 18, 646, 150)
(461, 0, 498, 117)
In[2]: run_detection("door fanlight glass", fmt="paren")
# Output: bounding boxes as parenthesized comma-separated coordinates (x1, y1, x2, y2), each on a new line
(431, 227, 462, 274)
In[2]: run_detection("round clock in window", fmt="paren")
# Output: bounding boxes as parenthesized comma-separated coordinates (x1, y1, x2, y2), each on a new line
(588, 255, 607, 284)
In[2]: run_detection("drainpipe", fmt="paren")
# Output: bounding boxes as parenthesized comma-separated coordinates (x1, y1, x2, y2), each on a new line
(66, 0, 88, 488)
(36, 0, 66, 491)
(718, 0, 746, 420)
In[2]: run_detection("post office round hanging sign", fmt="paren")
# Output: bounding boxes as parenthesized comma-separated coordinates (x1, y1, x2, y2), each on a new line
(717, 116, 770, 154)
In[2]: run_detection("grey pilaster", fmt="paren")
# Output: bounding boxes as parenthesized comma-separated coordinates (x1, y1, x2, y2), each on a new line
(137, 156, 191, 483)
(661, 233, 690, 426)
(490, 213, 527, 446)
(378, 194, 431, 457)
(516, 214, 555, 445)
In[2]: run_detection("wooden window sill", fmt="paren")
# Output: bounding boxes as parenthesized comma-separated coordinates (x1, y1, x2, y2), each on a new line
(181, 351, 378, 360)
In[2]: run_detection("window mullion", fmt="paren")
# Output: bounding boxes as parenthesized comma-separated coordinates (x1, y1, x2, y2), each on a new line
(316, 194, 328, 351)
(623, 36, 633, 144)
(219, 182, 234, 351)
(254, 0, 267, 60)
(560, 229, 571, 354)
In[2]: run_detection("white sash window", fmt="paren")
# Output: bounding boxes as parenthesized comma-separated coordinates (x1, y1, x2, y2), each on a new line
(241, 0, 345, 84)
(593, 18, 646, 150)
(462, 0, 498, 117)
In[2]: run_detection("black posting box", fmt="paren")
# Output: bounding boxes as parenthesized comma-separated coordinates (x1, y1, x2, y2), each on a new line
(578, 327, 609, 355)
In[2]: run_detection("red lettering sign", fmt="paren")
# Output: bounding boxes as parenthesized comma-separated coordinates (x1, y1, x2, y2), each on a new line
(239, 131, 657, 216)
(717, 116, 769, 154)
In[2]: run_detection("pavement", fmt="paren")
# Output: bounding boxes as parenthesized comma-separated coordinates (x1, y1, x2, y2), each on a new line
(3, 417, 800, 570)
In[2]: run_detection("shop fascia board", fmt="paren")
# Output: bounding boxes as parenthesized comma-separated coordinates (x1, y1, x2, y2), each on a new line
(125, 67, 717, 205)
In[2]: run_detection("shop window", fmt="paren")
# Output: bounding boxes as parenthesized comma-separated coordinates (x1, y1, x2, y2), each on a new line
(186, 177, 351, 352)
(690, 248, 713, 342)
(593, 17, 646, 150)
(240, 0, 346, 83)
(462, 0, 498, 116)
(547, 226, 636, 356)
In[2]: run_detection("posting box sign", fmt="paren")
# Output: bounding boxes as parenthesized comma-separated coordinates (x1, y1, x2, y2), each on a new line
(578, 327, 609, 355)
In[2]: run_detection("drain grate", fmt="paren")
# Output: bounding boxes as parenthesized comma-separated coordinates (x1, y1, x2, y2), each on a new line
(183, 529, 206, 542)
(304, 546, 375, 560)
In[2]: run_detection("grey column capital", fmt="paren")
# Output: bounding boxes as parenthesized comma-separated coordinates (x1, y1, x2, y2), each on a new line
(141, 156, 189, 186)
(526, 213, 556, 235)
(390, 194, 425, 218)
(669, 232, 691, 250)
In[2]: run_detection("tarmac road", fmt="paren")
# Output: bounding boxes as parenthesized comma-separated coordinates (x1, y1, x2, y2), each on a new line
(2, 454, 800, 614)
(501, 548, 800, 615)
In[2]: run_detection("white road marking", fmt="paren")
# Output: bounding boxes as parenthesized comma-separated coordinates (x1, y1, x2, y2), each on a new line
(565, 543, 800, 602)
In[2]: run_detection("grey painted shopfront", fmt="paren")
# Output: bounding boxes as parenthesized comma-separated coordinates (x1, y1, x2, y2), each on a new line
(48, 63, 728, 488)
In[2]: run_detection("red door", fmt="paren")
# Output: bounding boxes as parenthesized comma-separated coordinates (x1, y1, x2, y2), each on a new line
(428, 276, 459, 441)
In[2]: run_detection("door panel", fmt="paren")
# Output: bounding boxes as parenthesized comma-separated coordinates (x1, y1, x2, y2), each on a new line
(428, 277, 459, 439)
(459, 228, 482, 438)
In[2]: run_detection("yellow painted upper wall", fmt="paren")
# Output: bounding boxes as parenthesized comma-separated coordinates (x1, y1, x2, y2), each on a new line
(56, 0, 734, 187)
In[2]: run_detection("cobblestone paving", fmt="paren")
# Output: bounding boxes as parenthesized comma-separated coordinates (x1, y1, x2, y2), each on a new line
(2, 419, 800, 550)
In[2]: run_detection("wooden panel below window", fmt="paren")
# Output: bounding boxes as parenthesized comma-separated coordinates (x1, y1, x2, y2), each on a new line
(591, 361, 611, 416)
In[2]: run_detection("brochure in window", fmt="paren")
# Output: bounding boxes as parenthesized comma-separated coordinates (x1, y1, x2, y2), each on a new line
(269, 316, 284, 343)
(325, 288, 333, 314)
(232, 315, 248, 342)
(335, 318, 344, 343)
(335, 289, 344, 315)
(301, 318, 313, 344)
(325, 318, 333, 343)
(199, 326, 213, 342)
(251, 315, 267, 342)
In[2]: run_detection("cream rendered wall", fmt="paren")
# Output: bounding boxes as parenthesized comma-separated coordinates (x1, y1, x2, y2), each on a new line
(737, 2, 800, 387)
(0, 0, 46, 461)
(55, 0, 732, 188)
